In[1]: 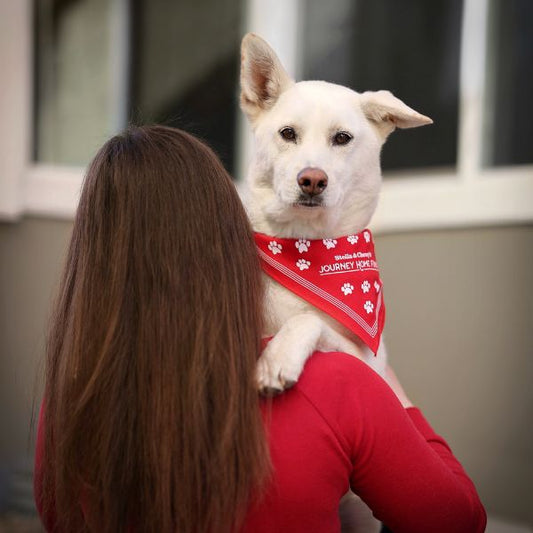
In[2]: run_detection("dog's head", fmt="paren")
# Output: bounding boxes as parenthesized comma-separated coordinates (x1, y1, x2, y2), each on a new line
(240, 33, 432, 238)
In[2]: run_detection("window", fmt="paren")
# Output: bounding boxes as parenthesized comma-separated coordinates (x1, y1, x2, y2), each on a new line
(484, 0, 533, 167)
(33, 0, 243, 173)
(301, 0, 462, 172)
(130, 0, 244, 174)
(34, 0, 117, 166)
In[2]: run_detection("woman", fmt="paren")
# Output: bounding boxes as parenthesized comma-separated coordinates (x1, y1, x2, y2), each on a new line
(35, 125, 486, 532)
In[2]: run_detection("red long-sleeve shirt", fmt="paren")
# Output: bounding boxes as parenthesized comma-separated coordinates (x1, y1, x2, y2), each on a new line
(35, 352, 486, 532)
(245, 352, 486, 532)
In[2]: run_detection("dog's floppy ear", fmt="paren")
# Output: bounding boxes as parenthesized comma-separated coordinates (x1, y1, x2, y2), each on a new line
(240, 33, 294, 123)
(360, 90, 433, 140)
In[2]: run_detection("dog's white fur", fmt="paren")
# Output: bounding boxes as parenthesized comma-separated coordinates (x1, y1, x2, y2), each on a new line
(240, 33, 432, 392)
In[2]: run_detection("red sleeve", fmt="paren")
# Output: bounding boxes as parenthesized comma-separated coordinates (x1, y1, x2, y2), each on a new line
(340, 359, 487, 533)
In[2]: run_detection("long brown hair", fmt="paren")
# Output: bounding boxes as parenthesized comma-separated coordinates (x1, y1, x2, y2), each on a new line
(41, 125, 270, 532)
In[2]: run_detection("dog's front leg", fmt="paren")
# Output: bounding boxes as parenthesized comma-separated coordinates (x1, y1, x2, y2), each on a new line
(257, 313, 360, 393)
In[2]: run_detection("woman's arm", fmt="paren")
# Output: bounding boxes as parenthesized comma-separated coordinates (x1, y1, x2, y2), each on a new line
(345, 361, 486, 533)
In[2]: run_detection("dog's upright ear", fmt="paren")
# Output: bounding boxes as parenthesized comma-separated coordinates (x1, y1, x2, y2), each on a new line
(360, 90, 433, 140)
(240, 33, 294, 123)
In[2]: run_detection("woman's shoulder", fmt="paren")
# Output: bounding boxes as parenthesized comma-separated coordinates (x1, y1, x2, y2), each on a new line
(271, 352, 389, 458)
(296, 351, 386, 395)
(290, 352, 393, 435)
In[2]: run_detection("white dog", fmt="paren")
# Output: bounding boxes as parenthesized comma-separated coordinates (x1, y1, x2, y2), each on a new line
(239, 33, 432, 393)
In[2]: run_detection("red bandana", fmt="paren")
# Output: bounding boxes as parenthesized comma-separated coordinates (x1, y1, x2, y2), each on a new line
(254, 230, 385, 354)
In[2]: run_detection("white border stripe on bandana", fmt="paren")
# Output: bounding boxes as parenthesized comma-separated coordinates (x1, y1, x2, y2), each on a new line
(259, 249, 381, 338)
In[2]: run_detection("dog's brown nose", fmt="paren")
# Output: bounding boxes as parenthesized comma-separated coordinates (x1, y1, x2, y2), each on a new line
(297, 167, 328, 196)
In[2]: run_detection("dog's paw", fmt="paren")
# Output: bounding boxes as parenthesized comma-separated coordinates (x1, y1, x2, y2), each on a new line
(256, 340, 305, 395)
(256, 313, 323, 395)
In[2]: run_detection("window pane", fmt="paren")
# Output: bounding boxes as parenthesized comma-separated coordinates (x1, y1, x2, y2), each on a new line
(301, 0, 462, 172)
(34, 0, 115, 165)
(485, 0, 533, 166)
(131, 0, 243, 175)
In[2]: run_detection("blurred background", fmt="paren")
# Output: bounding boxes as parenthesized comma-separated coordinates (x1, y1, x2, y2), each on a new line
(1, 0, 532, 531)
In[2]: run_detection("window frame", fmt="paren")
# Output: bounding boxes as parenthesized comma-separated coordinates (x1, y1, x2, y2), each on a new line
(0, 0, 128, 220)
(2, 0, 532, 230)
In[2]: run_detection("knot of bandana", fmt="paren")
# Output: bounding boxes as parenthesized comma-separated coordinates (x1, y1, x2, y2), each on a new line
(254, 230, 385, 354)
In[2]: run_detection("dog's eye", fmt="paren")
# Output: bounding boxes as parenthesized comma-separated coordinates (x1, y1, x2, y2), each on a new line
(279, 127, 297, 142)
(332, 131, 353, 146)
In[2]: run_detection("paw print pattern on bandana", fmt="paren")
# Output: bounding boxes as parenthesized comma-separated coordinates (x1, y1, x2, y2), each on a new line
(296, 259, 311, 271)
(254, 230, 385, 355)
(364, 300, 374, 314)
(341, 283, 354, 296)
(268, 241, 282, 255)
(323, 238, 337, 250)
(295, 239, 311, 253)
